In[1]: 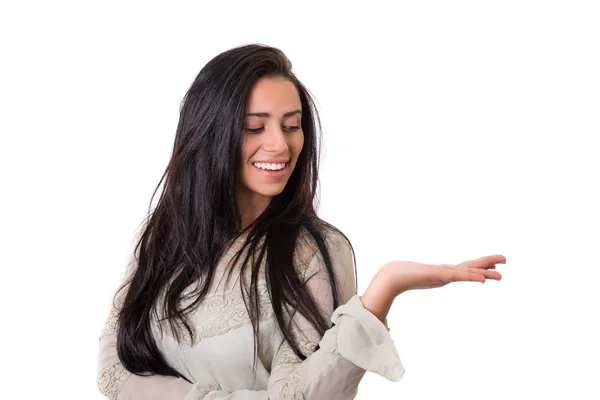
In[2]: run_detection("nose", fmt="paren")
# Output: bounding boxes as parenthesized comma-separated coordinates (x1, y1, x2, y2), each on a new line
(263, 123, 289, 152)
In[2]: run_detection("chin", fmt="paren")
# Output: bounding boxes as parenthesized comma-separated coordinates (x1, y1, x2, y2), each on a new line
(256, 187, 285, 197)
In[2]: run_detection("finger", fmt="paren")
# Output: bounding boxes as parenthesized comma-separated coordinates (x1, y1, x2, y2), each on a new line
(473, 262, 497, 270)
(445, 268, 486, 284)
(460, 255, 506, 269)
(470, 268, 502, 280)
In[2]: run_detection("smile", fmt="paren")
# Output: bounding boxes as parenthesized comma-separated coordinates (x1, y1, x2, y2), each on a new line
(253, 162, 288, 178)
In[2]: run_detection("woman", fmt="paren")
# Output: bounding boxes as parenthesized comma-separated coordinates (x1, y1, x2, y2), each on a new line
(97, 44, 506, 400)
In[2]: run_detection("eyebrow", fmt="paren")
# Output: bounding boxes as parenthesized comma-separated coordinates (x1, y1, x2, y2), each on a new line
(245, 109, 302, 118)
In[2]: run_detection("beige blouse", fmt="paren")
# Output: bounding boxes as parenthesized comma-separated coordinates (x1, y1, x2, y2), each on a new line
(97, 229, 405, 399)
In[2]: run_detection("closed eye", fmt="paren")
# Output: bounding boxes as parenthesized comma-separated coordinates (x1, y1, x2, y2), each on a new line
(244, 126, 301, 133)
(245, 127, 264, 133)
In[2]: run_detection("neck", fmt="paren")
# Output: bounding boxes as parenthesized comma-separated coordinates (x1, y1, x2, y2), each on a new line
(236, 186, 272, 233)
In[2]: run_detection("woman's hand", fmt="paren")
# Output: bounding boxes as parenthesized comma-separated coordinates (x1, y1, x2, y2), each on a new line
(383, 254, 506, 294)
(360, 255, 507, 325)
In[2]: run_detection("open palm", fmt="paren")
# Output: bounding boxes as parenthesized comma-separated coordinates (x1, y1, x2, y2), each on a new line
(383, 255, 506, 294)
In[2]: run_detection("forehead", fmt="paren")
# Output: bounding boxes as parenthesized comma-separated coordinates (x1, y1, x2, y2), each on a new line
(245, 76, 301, 113)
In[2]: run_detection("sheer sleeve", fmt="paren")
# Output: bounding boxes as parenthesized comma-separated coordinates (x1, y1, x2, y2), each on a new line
(96, 255, 196, 399)
(267, 230, 405, 399)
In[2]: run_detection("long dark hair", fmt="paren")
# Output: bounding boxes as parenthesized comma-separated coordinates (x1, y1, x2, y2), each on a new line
(114, 43, 357, 382)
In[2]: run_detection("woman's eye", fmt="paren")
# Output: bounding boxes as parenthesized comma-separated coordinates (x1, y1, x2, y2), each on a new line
(244, 127, 264, 133)
(244, 126, 300, 134)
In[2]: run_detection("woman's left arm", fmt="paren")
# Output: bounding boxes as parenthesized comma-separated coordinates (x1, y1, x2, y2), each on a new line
(266, 231, 404, 400)
(193, 233, 506, 400)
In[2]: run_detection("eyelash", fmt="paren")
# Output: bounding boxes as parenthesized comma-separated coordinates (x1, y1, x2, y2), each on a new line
(244, 126, 300, 134)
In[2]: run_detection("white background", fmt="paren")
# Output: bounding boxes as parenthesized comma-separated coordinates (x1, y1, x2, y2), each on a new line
(1, 1, 599, 399)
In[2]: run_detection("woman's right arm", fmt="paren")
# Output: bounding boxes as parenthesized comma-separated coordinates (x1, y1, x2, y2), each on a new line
(97, 258, 203, 400)
(97, 326, 195, 399)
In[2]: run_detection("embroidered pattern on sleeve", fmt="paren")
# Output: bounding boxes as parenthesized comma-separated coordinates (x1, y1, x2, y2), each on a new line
(279, 366, 306, 400)
(99, 301, 119, 340)
(271, 333, 320, 372)
(98, 273, 133, 398)
(97, 361, 132, 400)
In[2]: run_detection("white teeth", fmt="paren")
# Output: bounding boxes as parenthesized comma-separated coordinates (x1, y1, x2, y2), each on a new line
(253, 162, 286, 171)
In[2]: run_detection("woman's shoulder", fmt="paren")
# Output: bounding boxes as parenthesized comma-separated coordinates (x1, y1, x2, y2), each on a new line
(297, 225, 351, 251)
(294, 225, 351, 281)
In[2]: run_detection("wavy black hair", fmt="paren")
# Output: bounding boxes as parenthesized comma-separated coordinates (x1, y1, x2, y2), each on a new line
(114, 43, 357, 382)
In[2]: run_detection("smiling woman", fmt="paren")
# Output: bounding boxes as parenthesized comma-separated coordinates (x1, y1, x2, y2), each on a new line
(97, 43, 505, 400)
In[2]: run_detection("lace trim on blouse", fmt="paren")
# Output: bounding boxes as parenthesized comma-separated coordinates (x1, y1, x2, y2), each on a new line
(97, 361, 132, 400)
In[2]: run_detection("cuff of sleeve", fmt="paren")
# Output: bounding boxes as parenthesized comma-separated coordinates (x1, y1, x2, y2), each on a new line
(318, 294, 405, 382)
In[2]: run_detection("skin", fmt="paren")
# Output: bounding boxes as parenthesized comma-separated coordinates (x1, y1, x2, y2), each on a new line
(236, 76, 304, 232)
(361, 255, 507, 324)
(234, 76, 508, 323)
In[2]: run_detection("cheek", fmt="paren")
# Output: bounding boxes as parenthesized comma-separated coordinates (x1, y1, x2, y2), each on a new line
(240, 137, 254, 164)
(290, 130, 304, 148)
(240, 139, 260, 180)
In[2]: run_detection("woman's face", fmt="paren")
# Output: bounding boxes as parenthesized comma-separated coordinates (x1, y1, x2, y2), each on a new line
(236, 76, 304, 205)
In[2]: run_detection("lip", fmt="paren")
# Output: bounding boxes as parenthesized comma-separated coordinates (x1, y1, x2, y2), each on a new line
(253, 162, 288, 179)
(252, 159, 290, 164)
